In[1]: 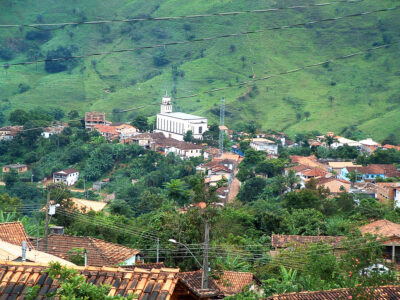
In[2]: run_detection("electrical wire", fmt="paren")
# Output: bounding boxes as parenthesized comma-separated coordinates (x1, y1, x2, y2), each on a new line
(3, 5, 398, 69)
(0, 0, 364, 29)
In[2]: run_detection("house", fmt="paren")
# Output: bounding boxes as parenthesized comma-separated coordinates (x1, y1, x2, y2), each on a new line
(268, 285, 400, 299)
(327, 161, 361, 175)
(153, 138, 203, 159)
(270, 234, 345, 258)
(93, 124, 119, 141)
(41, 125, 64, 138)
(349, 181, 378, 198)
(0, 222, 34, 248)
(203, 147, 220, 160)
(341, 164, 400, 182)
(290, 155, 327, 170)
(315, 177, 350, 194)
(53, 168, 79, 186)
(84, 111, 107, 129)
(330, 136, 361, 149)
(359, 138, 380, 153)
(0, 260, 183, 299)
(132, 132, 166, 148)
(2, 163, 28, 173)
(383, 144, 400, 151)
(250, 138, 278, 155)
(38, 234, 142, 266)
(376, 182, 400, 207)
(0, 126, 22, 141)
(155, 93, 208, 141)
(113, 123, 139, 143)
(0, 240, 75, 265)
(177, 270, 261, 298)
(359, 219, 400, 264)
(299, 167, 329, 180)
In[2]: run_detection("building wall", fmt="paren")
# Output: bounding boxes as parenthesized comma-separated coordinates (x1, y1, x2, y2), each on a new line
(156, 115, 207, 141)
(53, 172, 79, 186)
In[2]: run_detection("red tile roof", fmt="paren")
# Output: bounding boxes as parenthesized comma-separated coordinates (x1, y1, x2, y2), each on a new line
(301, 168, 328, 177)
(38, 234, 140, 266)
(271, 234, 345, 249)
(347, 164, 400, 177)
(0, 261, 179, 299)
(124, 262, 165, 270)
(359, 219, 400, 239)
(268, 285, 400, 299)
(177, 270, 259, 297)
(286, 164, 311, 173)
(93, 124, 118, 134)
(0, 222, 33, 248)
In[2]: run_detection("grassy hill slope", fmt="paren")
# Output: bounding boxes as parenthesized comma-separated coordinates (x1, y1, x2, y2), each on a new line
(0, 0, 399, 141)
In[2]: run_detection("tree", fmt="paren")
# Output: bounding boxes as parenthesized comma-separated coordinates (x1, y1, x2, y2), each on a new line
(324, 135, 337, 149)
(4, 169, 19, 188)
(0, 112, 5, 127)
(153, 49, 170, 66)
(45, 46, 74, 73)
(131, 115, 148, 132)
(238, 177, 267, 203)
(27, 262, 133, 299)
(164, 179, 189, 206)
(0, 193, 21, 211)
(9, 109, 29, 125)
(183, 130, 194, 142)
(304, 111, 311, 120)
(348, 170, 360, 187)
(68, 110, 80, 119)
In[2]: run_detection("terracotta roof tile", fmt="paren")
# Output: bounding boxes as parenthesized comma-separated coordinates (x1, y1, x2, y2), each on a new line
(123, 262, 165, 270)
(359, 219, 400, 239)
(271, 234, 345, 249)
(38, 235, 140, 266)
(346, 164, 400, 177)
(0, 261, 179, 299)
(177, 270, 259, 297)
(268, 285, 400, 299)
(301, 168, 328, 177)
(0, 222, 33, 248)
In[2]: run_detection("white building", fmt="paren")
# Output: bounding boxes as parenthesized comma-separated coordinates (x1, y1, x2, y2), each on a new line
(250, 138, 278, 155)
(53, 168, 79, 186)
(155, 93, 208, 141)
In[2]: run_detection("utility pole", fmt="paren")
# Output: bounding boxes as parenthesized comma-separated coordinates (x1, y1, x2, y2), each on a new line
(44, 188, 51, 252)
(202, 221, 210, 289)
(156, 238, 160, 263)
(218, 98, 225, 157)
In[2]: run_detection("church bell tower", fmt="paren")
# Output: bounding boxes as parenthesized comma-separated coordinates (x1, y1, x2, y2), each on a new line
(160, 91, 173, 114)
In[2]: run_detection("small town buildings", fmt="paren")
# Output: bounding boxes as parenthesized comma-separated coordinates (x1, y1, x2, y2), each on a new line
(340, 164, 400, 182)
(0, 222, 34, 248)
(250, 138, 278, 155)
(93, 124, 119, 141)
(113, 123, 139, 143)
(359, 219, 400, 264)
(53, 168, 79, 186)
(132, 132, 165, 148)
(41, 125, 65, 138)
(0, 126, 22, 141)
(330, 136, 361, 149)
(359, 138, 380, 153)
(383, 144, 400, 151)
(270, 234, 345, 258)
(327, 161, 361, 175)
(376, 182, 400, 207)
(2, 163, 28, 173)
(315, 177, 351, 194)
(153, 138, 203, 159)
(155, 93, 208, 141)
(38, 234, 142, 266)
(84, 111, 108, 129)
(290, 155, 327, 170)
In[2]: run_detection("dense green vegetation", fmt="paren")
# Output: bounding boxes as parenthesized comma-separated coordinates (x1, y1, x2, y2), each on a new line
(2, 120, 400, 296)
(1, 0, 400, 141)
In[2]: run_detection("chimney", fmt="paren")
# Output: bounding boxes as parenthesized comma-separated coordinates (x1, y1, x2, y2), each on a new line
(50, 226, 64, 235)
(22, 241, 27, 261)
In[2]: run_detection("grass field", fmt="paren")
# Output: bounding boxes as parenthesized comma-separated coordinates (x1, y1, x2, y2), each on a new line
(0, 0, 399, 141)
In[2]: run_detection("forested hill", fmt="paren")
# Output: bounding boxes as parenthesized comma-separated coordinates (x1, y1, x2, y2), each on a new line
(0, 0, 399, 141)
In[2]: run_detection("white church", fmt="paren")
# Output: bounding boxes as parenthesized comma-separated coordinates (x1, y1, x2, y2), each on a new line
(155, 93, 208, 141)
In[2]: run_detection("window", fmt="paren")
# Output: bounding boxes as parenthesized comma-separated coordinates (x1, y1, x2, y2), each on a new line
(199, 127, 203, 134)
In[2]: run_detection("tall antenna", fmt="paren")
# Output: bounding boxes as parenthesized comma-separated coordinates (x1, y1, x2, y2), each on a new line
(218, 98, 225, 157)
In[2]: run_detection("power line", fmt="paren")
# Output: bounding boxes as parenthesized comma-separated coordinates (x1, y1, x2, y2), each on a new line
(0, 0, 363, 29)
(3, 5, 398, 69)
(175, 41, 399, 99)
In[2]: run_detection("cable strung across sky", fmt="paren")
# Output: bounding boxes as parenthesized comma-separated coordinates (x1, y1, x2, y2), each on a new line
(0, 0, 363, 29)
(2, 5, 398, 69)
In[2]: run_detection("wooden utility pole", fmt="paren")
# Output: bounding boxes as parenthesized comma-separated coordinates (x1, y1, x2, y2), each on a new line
(44, 188, 51, 252)
(202, 221, 210, 289)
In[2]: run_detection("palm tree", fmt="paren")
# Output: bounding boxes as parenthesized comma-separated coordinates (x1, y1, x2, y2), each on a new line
(324, 135, 337, 149)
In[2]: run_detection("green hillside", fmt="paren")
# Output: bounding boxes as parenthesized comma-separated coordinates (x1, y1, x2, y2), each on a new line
(1, 0, 399, 141)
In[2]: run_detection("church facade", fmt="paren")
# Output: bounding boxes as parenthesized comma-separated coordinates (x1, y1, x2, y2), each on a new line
(155, 94, 208, 141)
